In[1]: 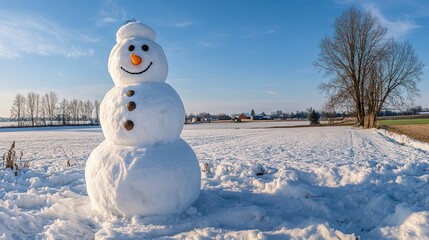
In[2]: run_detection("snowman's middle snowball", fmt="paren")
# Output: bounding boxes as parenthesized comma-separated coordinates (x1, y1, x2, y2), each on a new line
(100, 83, 185, 145)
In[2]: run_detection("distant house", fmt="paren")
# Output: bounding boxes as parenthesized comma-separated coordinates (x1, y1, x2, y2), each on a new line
(185, 116, 201, 124)
(201, 117, 211, 123)
(233, 113, 274, 121)
(231, 112, 274, 122)
(239, 113, 251, 119)
(252, 115, 263, 120)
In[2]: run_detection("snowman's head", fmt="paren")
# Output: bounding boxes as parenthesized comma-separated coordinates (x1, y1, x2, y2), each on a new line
(108, 21, 168, 86)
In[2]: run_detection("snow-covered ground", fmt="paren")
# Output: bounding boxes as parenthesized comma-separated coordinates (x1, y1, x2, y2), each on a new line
(1, 122, 429, 239)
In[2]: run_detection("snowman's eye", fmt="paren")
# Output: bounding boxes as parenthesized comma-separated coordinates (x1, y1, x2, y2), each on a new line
(142, 45, 149, 51)
(128, 45, 135, 51)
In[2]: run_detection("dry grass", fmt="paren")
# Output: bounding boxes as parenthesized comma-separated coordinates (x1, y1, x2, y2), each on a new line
(382, 124, 429, 143)
(2, 141, 71, 177)
(55, 146, 74, 167)
(3, 141, 24, 175)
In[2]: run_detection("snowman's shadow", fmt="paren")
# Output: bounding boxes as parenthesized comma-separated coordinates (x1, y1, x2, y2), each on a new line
(191, 188, 277, 230)
(107, 166, 373, 238)
(95, 185, 337, 239)
(121, 188, 282, 238)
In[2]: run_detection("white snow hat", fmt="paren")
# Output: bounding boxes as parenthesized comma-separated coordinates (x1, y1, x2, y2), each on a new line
(116, 21, 157, 42)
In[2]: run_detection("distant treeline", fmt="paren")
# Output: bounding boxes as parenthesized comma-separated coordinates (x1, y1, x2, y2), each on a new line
(5, 91, 428, 127)
(379, 106, 429, 116)
(8, 91, 100, 127)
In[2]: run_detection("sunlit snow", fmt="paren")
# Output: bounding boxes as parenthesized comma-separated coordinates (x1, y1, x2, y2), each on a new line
(1, 122, 429, 239)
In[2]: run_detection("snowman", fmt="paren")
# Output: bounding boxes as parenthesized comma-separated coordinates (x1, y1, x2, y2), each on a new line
(85, 21, 201, 217)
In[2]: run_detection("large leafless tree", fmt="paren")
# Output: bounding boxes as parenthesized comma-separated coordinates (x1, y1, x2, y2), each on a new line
(364, 41, 423, 127)
(314, 7, 424, 128)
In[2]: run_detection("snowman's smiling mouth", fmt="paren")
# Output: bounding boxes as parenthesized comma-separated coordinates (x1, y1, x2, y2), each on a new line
(121, 62, 153, 75)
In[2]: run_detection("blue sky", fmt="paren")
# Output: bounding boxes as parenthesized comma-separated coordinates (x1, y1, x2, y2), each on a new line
(0, 0, 428, 117)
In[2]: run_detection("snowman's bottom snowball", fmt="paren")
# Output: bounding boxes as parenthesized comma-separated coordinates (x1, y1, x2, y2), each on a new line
(85, 138, 201, 217)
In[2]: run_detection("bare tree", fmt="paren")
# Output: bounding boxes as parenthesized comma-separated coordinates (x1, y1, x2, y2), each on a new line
(94, 100, 100, 124)
(307, 107, 320, 125)
(59, 98, 69, 125)
(35, 93, 41, 126)
(364, 40, 423, 127)
(83, 100, 94, 123)
(321, 103, 338, 124)
(78, 100, 84, 123)
(315, 7, 386, 126)
(10, 94, 26, 127)
(48, 91, 59, 124)
(41, 91, 59, 125)
(69, 99, 79, 124)
(40, 96, 47, 125)
(315, 7, 423, 128)
(26, 92, 39, 127)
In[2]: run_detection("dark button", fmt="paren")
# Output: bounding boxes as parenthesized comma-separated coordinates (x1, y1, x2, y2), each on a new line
(126, 101, 136, 111)
(126, 90, 135, 97)
(123, 120, 134, 130)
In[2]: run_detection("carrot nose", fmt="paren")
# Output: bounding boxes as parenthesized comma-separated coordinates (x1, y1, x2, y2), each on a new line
(130, 53, 142, 65)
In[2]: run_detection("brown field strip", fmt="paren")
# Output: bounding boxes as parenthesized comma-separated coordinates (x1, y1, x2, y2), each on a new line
(385, 124, 429, 143)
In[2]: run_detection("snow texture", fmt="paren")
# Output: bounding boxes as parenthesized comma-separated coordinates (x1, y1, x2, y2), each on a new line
(1, 123, 429, 239)
(86, 21, 200, 218)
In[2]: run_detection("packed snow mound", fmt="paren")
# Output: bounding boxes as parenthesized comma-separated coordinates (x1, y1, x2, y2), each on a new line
(85, 139, 201, 217)
(100, 83, 185, 146)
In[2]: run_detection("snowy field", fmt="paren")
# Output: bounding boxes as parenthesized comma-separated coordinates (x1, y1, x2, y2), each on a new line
(1, 122, 429, 239)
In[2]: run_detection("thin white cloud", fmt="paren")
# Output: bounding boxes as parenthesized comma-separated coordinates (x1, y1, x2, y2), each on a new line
(168, 78, 195, 82)
(264, 90, 279, 95)
(197, 31, 229, 48)
(164, 46, 188, 56)
(264, 83, 279, 86)
(96, 0, 128, 26)
(168, 21, 193, 28)
(197, 41, 212, 47)
(55, 71, 65, 78)
(66, 48, 95, 58)
(96, 17, 117, 26)
(242, 29, 275, 38)
(334, 1, 422, 39)
(364, 4, 420, 38)
(0, 11, 96, 59)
